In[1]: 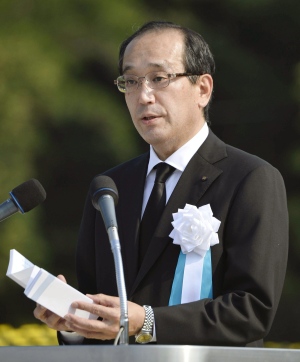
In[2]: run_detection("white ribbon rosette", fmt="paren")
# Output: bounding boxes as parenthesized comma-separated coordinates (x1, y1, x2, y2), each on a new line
(169, 204, 221, 304)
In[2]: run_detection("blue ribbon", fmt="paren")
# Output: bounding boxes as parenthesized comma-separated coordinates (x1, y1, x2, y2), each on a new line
(169, 249, 213, 306)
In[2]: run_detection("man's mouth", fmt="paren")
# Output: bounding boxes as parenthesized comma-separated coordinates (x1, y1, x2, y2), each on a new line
(142, 116, 157, 121)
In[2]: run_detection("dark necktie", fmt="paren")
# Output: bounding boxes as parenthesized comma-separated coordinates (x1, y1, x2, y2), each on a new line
(139, 162, 175, 265)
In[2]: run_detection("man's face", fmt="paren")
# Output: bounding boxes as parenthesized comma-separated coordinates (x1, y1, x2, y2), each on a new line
(122, 29, 207, 160)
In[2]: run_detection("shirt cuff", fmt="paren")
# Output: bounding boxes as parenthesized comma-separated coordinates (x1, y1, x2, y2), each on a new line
(59, 331, 84, 345)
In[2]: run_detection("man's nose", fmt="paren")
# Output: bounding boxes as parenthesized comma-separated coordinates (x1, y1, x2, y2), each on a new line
(137, 77, 148, 89)
(137, 80, 155, 103)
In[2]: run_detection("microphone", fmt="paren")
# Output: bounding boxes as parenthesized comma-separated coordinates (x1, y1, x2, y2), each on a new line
(90, 175, 128, 345)
(0, 179, 46, 223)
(90, 175, 119, 230)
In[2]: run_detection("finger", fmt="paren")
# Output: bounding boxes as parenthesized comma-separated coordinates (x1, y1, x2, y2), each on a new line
(65, 314, 102, 332)
(44, 312, 67, 330)
(71, 301, 119, 321)
(64, 315, 118, 340)
(86, 293, 119, 307)
(65, 325, 115, 340)
(57, 274, 67, 283)
(34, 304, 69, 331)
(33, 304, 47, 320)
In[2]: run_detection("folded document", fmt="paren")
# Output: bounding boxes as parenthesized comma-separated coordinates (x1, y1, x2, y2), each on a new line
(6, 249, 97, 320)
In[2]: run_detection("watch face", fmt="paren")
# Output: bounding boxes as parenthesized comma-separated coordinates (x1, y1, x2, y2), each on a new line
(136, 333, 152, 344)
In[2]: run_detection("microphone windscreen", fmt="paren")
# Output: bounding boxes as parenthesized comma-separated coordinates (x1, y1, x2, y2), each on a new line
(11, 179, 47, 212)
(90, 175, 118, 206)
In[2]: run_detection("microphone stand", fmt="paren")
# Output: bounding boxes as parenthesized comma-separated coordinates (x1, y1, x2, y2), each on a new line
(107, 226, 129, 345)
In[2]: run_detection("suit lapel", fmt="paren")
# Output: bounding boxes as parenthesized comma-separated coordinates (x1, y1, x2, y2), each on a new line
(117, 153, 149, 293)
(129, 131, 227, 296)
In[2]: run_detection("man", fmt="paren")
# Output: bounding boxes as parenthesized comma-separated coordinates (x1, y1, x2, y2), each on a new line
(34, 21, 288, 347)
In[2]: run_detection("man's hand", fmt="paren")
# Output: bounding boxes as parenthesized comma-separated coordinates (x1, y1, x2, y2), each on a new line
(63, 294, 145, 340)
(33, 274, 71, 332)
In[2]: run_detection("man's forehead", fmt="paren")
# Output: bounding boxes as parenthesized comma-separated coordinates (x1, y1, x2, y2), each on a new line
(126, 28, 184, 51)
(122, 61, 173, 74)
(122, 29, 184, 73)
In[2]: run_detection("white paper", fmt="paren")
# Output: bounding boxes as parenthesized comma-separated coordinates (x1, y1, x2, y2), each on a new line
(6, 249, 38, 288)
(6, 249, 97, 320)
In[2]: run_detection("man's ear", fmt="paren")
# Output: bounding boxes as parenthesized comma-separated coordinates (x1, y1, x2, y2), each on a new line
(197, 74, 213, 109)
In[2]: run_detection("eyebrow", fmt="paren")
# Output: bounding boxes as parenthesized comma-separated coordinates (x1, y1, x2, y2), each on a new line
(122, 61, 171, 74)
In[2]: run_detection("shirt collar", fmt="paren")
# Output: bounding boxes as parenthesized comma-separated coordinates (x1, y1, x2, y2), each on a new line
(146, 122, 209, 176)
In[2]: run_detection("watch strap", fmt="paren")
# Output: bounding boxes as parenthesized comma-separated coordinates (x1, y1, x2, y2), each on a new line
(135, 305, 154, 344)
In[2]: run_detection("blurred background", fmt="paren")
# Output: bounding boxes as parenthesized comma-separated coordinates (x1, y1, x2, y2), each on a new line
(0, 0, 299, 346)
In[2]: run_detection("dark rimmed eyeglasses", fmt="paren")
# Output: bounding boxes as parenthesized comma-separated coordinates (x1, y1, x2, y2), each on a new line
(114, 71, 202, 93)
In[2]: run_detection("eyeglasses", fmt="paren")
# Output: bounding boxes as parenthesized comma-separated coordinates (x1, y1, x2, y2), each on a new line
(114, 71, 202, 93)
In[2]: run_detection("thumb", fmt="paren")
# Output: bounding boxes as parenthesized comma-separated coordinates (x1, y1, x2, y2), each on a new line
(57, 274, 67, 283)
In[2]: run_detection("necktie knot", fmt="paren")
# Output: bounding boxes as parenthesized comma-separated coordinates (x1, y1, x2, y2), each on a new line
(155, 163, 175, 184)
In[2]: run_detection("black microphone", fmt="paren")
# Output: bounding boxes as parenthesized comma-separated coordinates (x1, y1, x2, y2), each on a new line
(0, 179, 46, 222)
(90, 175, 128, 344)
(90, 175, 118, 230)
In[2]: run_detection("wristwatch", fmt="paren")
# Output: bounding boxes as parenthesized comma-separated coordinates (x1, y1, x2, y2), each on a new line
(135, 305, 154, 344)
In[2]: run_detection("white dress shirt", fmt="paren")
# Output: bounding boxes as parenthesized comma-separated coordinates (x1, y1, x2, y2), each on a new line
(142, 122, 209, 216)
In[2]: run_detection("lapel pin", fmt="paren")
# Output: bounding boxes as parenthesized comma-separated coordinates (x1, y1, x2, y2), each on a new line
(201, 176, 208, 182)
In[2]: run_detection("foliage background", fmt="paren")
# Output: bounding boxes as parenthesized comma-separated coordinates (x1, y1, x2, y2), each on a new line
(0, 0, 299, 345)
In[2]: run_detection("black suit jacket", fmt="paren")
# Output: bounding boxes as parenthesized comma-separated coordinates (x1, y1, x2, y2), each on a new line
(76, 130, 288, 346)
